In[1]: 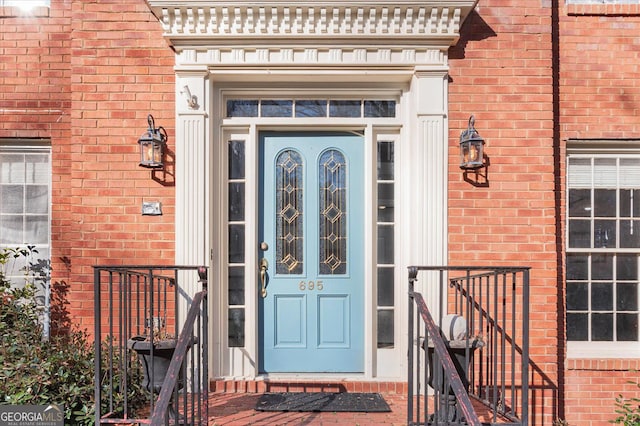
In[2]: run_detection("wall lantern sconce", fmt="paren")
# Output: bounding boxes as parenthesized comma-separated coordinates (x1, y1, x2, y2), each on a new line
(459, 115, 486, 170)
(138, 114, 167, 169)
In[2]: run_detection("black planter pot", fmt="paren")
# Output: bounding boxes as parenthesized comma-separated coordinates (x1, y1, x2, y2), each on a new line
(127, 336, 180, 393)
(424, 338, 484, 424)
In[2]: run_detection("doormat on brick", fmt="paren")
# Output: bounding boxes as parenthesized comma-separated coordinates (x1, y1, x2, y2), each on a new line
(255, 392, 391, 412)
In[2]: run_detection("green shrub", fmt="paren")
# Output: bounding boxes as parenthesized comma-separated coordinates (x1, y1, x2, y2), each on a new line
(0, 247, 149, 425)
(610, 374, 640, 425)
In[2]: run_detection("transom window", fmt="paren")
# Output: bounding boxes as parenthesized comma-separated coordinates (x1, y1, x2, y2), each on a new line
(566, 154, 640, 348)
(226, 99, 396, 118)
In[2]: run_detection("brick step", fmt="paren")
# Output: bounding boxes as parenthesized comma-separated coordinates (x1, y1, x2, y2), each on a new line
(210, 379, 408, 394)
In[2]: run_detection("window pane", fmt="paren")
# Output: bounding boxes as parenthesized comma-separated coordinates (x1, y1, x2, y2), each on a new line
(617, 283, 638, 311)
(1, 185, 24, 213)
(25, 185, 48, 214)
(0, 215, 23, 243)
(567, 313, 588, 341)
(228, 308, 245, 347)
(591, 313, 613, 341)
(569, 189, 591, 217)
(617, 254, 637, 281)
(620, 221, 640, 248)
(377, 310, 394, 348)
(617, 313, 638, 341)
(567, 254, 588, 280)
(228, 266, 245, 305)
(620, 189, 640, 218)
(364, 100, 395, 118)
(568, 157, 591, 188)
(377, 183, 394, 223)
(228, 224, 245, 263)
(593, 189, 616, 217)
(227, 100, 258, 117)
(594, 220, 615, 248)
(377, 267, 394, 307)
(261, 100, 292, 117)
(591, 283, 613, 311)
(592, 254, 613, 280)
(377, 141, 394, 180)
(377, 225, 394, 264)
(228, 182, 245, 221)
(25, 216, 48, 244)
(0, 154, 25, 183)
(569, 219, 590, 248)
(329, 100, 361, 117)
(567, 282, 588, 310)
(26, 154, 49, 184)
(620, 158, 640, 187)
(593, 158, 616, 188)
(228, 141, 245, 179)
(295, 100, 327, 117)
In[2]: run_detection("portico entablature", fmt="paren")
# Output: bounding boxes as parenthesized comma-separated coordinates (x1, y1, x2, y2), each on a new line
(146, 1, 478, 68)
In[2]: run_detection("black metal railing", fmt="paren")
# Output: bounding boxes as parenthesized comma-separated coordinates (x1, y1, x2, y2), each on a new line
(407, 266, 530, 426)
(94, 265, 209, 425)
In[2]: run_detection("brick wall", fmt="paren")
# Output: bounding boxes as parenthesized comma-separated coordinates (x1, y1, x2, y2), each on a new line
(68, 0, 176, 330)
(558, 3, 640, 426)
(1, 0, 176, 331)
(0, 0, 73, 316)
(448, 1, 558, 424)
(3, 0, 638, 423)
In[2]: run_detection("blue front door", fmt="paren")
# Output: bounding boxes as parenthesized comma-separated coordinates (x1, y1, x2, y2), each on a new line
(259, 132, 364, 373)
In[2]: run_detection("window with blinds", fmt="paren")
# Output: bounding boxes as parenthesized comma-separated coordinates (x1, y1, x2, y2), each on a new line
(566, 155, 640, 344)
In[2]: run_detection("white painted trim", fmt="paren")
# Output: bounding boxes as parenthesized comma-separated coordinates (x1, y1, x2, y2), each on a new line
(567, 341, 640, 359)
(165, 0, 464, 381)
(147, 1, 477, 49)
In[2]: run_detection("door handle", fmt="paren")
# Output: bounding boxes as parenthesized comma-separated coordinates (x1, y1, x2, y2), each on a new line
(259, 258, 268, 298)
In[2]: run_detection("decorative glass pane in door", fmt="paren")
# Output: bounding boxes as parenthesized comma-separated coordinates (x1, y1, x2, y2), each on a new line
(275, 150, 303, 274)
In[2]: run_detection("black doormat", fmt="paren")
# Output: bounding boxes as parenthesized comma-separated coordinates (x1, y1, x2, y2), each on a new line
(255, 392, 391, 413)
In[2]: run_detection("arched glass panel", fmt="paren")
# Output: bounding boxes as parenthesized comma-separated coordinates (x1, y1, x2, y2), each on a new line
(276, 150, 303, 274)
(319, 149, 347, 275)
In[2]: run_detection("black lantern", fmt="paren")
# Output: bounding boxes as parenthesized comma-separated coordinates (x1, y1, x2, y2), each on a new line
(138, 114, 167, 169)
(459, 115, 485, 170)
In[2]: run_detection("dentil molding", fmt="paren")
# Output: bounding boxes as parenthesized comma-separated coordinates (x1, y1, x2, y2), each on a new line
(147, 1, 478, 57)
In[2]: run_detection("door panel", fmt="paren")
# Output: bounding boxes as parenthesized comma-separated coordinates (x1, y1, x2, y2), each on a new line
(259, 131, 364, 373)
(318, 295, 350, 347)
(274, 295, 306, 347)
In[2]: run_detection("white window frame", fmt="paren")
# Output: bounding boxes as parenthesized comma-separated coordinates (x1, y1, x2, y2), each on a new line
(566, 141, 640, 359)
(0, 0, 50, 7)
(0, 140, 52, 335)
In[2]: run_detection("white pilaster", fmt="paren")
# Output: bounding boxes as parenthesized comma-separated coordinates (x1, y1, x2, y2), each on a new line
(404, 68, 448, 315)
(175, 69, 210, 317)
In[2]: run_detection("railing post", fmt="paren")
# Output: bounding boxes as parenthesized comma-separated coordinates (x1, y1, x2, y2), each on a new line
(94, 267, 102, 426)
(407, 266, 418, 425)
(199, 265, 209, 425)
(522, 268, 530, 426)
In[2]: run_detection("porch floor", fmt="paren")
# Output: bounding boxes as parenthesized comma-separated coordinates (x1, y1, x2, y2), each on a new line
(208, 391, 408, 425)
(206, 380, 506, 425)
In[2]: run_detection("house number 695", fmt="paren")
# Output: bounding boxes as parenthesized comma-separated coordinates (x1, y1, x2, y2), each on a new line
(299, 280, 323, 291)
